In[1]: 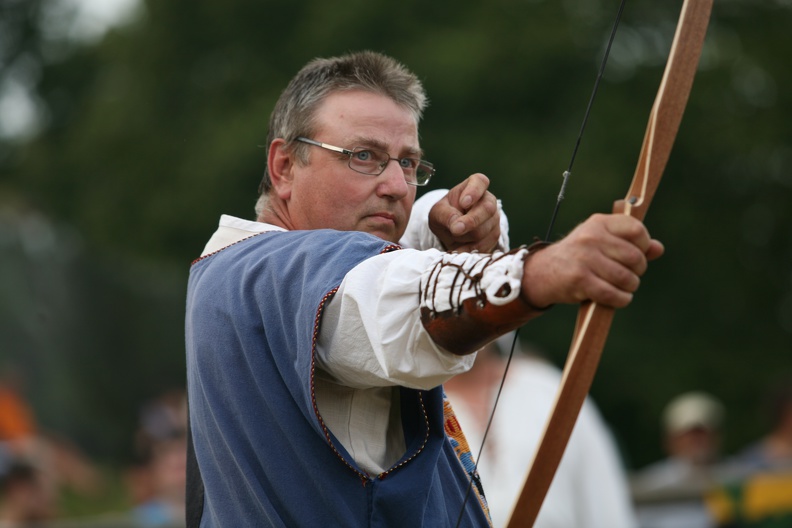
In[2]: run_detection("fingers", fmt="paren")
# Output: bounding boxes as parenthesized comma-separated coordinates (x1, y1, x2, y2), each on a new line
(445, 173, 493, 234)
(449, 199, 500, 249)
(584, 215, 659, 304)
(599, 213, 662, 273)
(573, 271, 637, 309)
(584, 251, 642, 307)
(521, 214, 663, 309)
(446, 173, 490, 212)
(429, 174, 503, 253)
(646, 239, 666, 262)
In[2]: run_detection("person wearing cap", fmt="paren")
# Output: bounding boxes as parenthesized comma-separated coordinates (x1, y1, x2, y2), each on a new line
(185, 50, 663, 526)
(664, 392, 725, 472)
(631, 391, 727, 528)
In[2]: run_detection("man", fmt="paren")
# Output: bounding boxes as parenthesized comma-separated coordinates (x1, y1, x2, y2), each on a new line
(185, 51, 663, 527)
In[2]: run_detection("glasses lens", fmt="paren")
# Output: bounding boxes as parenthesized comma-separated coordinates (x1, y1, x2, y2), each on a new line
(348, 147, 434, 186)
(349, 147, 388, 175)
(415, 162, 434, 186)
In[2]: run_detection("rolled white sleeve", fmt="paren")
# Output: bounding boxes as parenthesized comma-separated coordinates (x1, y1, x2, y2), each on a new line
(316, 248, 476, 391)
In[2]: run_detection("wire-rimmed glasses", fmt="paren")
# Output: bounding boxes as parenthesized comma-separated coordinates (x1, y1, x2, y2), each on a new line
(295, 137, 434, 186)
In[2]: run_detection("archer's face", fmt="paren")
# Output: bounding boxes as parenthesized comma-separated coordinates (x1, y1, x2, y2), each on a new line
(284, 90, 419, 243)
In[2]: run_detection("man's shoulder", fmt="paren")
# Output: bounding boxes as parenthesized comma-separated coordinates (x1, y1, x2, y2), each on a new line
(251, 228, 400, 253)
(195, 228, 400, 273)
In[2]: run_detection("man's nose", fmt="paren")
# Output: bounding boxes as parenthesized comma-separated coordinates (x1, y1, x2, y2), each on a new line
(376, 160, 410, 198)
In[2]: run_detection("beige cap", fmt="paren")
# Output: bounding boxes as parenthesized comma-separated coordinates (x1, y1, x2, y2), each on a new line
(662, 391, 724, 434)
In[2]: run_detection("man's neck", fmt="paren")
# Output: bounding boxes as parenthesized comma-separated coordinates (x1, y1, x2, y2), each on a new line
(257, 205, 290, 231)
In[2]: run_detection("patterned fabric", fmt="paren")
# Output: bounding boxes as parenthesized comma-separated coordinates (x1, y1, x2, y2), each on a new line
(707, 472, 792, 528)
(444, 393, 493, 526)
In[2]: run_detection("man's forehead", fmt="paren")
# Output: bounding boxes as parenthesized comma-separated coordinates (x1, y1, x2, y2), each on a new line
(313, 92, 422, 154)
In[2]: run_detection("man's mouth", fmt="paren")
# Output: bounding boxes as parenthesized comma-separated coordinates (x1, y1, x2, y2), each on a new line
(368, 212, 397, 223)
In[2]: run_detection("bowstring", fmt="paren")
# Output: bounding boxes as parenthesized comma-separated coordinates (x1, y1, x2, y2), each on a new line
(453, 331, 519, 528)
(545, 0, 628, 241)
(454, 2, 628, 526)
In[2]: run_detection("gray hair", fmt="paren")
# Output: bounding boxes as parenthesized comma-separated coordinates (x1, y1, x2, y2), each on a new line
(255, 51, 428, 216)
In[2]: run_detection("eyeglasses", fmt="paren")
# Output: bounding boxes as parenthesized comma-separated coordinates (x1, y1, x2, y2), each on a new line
(295, 137, 434, 186)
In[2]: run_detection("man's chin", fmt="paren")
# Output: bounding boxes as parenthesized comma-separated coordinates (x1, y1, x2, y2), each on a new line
(358, 219, 404, 244)
(368, 229, 402, 244)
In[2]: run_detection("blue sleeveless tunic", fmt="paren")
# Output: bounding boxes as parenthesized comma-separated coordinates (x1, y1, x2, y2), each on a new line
(185, 229, 490, 527)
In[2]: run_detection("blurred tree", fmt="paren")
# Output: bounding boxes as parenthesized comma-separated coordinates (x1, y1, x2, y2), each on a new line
(0, 0, 790, 471)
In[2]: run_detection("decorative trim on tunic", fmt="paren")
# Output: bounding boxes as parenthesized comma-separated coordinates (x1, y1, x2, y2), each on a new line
(443, 394, 493, 527)
(309, 243, 433, 485)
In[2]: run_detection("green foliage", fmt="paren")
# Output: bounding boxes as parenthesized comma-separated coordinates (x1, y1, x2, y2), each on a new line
(1, 0, 791, 470)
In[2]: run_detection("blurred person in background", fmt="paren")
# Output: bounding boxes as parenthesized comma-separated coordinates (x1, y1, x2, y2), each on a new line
(444, 334, 637, 528)
(128, 435, 188, 528)
(731, 381, 792, 473)
(0, 367, 37, 459)
(704, 380, 792, 528)
(127, 390, 187, 528)
(631, 391, 727, 528)
(0, 364, 99, 522)
(705, 471, 792, 528)
(0, 447, 56, 527)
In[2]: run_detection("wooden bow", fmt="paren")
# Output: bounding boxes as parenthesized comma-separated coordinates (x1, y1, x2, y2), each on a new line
(506, 0, 713, 525)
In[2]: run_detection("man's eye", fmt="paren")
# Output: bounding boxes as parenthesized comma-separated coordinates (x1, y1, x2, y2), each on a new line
(354, 150, 373, 162)
(399, 158, 415, 169)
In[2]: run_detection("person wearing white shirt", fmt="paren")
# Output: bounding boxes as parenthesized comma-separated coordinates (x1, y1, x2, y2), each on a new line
(445, 336, 638, 528)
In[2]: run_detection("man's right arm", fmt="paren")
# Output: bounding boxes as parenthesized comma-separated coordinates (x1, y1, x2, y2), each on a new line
(422, 213, 664, 356)
(317, 213, 663, 387)
(315, 248, 477, 391)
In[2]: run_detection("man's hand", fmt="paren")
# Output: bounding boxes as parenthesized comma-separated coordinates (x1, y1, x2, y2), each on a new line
(428, 173, 501, 253)
(521, 214, 664, 309)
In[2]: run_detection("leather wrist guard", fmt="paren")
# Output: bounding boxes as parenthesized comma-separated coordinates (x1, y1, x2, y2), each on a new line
(420, 242, 551, 356)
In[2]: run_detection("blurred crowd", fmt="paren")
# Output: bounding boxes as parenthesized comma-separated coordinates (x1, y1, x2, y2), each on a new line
(0, 364, 186, 528)
(631, 385, 792, 528)
(0, 365, 99, 526)
(2, 352, 791, 527)
(125, 389, 187, 528)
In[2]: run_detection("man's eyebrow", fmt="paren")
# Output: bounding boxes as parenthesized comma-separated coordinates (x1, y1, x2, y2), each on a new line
(349, 136, 424, 158)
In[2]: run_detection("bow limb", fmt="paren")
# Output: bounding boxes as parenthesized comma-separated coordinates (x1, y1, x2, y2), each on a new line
(506, 0, 713, 526)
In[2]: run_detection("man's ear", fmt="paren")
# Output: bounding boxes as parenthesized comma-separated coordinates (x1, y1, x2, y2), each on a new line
(268, 138, 295, 200)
